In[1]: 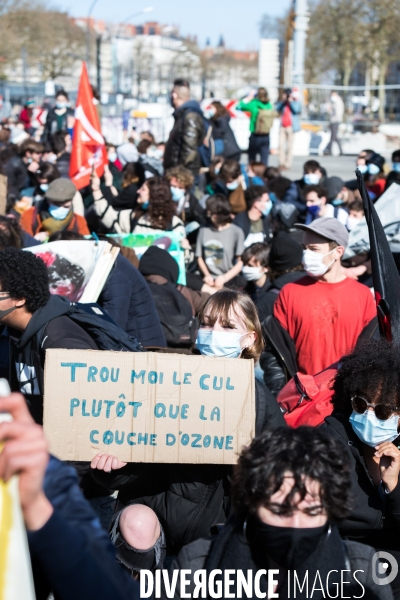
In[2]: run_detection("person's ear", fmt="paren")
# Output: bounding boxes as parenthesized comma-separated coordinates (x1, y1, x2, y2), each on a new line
(15, 299, 26, 309)
(244, 331, 257, 349)
(336, 246, 345, 259)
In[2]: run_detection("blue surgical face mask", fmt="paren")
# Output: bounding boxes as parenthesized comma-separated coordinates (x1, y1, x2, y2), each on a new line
(142, 201, 149, 210)
(368, 163, 380, 175)
(226, 180, 239, 191)
(393, 163, 400, 173)
(108, 152, 117, 163)
(48, 203, 71, 220)
(331, 198, 344, 206)
(195, 329, 247, 359)
(261, 201, 272, 217)
(357, 164, 368, 174)
(307, 204, 321, 217)
(40, 183, 49, 192)
(56, 101, 69, 109)
(304, 173, 320, 185)
(269, 192, 278, 203)
(214, 167, 221, 175)
(170, 186, 185, 202)
(349, 410, 399, 447)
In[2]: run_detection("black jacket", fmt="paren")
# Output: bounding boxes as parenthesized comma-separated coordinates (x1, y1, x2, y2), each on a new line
(256, 270, 305, 322)
(164, 523, 393, 600)
(55, 151, 71, 178)
(260, 315, 298, 397)
(4, 154, 30, 196)
(233, 210, 270, 242)
(164, 100, 205, 176)
(92, 378, 285, 553)
(42, 107, 75, 141)
(29, 456, 139, 600)
(98, 254, 166, 347)
(8, 295, 98, 424)
(211, 115, 241, 160)
(324, 413, 400, 551)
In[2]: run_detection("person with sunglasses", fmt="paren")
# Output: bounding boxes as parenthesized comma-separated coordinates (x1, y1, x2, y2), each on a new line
(325, 337, 400, 599)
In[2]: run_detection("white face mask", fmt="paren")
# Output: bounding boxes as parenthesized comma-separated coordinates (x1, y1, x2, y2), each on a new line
(242, 265, 265, 282)
(302, 248, 336, 278)
(347, 216, 362, 231)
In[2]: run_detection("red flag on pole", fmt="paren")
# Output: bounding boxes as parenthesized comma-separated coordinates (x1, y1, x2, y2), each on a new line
(69, 62, 107, 189)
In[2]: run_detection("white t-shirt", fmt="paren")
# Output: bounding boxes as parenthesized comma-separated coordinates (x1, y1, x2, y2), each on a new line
(324, 203, 348, 226)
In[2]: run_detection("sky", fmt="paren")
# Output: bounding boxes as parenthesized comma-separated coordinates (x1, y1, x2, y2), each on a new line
(56, 0, 291, 50)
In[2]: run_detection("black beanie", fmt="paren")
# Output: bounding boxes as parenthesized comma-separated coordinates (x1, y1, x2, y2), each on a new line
(139, 245, 179, 284)
(269, 231, 303, 272)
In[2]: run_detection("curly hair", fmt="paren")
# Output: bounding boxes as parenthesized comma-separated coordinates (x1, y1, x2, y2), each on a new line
(232, 426, 353, 522)
(0, 248, 50, 313)
(146, 176, 176, 230)
(165, 165, 194, 190)
(331, 338, 400, 416)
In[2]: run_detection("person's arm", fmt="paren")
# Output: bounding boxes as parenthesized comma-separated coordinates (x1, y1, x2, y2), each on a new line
(197, 256, 215, 286)
(273, 287, 290, 332)
(91, 171, 132, 233)
(181, 112, 204, 169)
(237, 96, 256, 112)
(76, 215, 90, 236)
(0, 392, 139, 600)
(19, 207, 35, 236)
(72, 191, 85, 216)
(214, 258, 243, 288)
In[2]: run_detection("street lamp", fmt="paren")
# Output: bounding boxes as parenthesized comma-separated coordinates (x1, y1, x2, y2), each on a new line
(117, 6, 154, 34)
(86, 0, 100, 67)
(87, 5, 154, 70)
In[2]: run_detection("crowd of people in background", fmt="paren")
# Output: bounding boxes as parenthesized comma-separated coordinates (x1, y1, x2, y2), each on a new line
(2, 77, 400, 600)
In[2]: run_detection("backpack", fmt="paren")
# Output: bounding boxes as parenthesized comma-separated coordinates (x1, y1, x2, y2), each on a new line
(255, 108, 277, 135)
(32, 302, 144, 397)
(198, 121, 216, 167)
(276, 364, 338, 428)
(147, 281, 198, 347)
(36, 302, 144, 355)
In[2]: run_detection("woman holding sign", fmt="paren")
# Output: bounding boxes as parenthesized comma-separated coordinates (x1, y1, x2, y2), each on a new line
(91, 290, 284, 572)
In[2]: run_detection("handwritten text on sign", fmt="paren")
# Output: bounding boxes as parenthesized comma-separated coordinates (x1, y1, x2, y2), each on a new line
(43, 349, 255, 464)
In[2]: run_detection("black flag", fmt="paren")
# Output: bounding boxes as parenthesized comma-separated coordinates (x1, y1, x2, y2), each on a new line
(356, 168, 400, 343)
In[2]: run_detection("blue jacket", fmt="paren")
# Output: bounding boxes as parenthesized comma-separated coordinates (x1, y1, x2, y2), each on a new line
(276, 100, 301, 133)
(99, 254, 166, 347)
(28, 456, 139, 600)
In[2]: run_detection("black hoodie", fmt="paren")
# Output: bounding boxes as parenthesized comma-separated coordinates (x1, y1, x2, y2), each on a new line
(9, 295, 97, 424)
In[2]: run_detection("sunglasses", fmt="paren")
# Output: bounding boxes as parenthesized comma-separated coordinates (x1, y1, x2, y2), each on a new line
(351, 395, 397, 421)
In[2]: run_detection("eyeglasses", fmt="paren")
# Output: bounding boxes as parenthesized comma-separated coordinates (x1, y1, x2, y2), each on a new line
(351, 395, 397, 421)
(0, 293, 10, 300)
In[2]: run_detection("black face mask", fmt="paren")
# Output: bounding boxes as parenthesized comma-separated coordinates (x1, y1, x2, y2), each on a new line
(0, 306, 17, 320)
(249, 516, 329, 569)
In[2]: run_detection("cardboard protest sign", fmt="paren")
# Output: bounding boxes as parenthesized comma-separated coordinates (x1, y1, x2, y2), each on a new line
(108, 232, 186, 285)
(43, 349, 255, 464)
(26, 240, 119, 302)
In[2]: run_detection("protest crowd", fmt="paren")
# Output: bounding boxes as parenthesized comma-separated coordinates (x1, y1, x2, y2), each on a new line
(2, 74, 400, 600)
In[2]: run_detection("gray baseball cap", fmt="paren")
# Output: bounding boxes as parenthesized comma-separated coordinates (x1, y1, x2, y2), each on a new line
(294, 217, 349, 249)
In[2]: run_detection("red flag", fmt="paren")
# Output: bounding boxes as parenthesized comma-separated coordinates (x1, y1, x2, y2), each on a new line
(69, 62, 107, 189)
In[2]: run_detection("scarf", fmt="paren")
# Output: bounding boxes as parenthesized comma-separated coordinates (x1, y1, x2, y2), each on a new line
(39, 200, 73, 234)
(204, 516, 349, 600)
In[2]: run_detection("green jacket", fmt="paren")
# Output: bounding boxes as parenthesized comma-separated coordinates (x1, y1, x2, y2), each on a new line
(237, 98, 273, 133)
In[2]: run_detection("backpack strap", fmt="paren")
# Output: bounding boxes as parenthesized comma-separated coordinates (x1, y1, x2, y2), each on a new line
(333, 206, 339, 219)
(32, 322, 49, 396)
